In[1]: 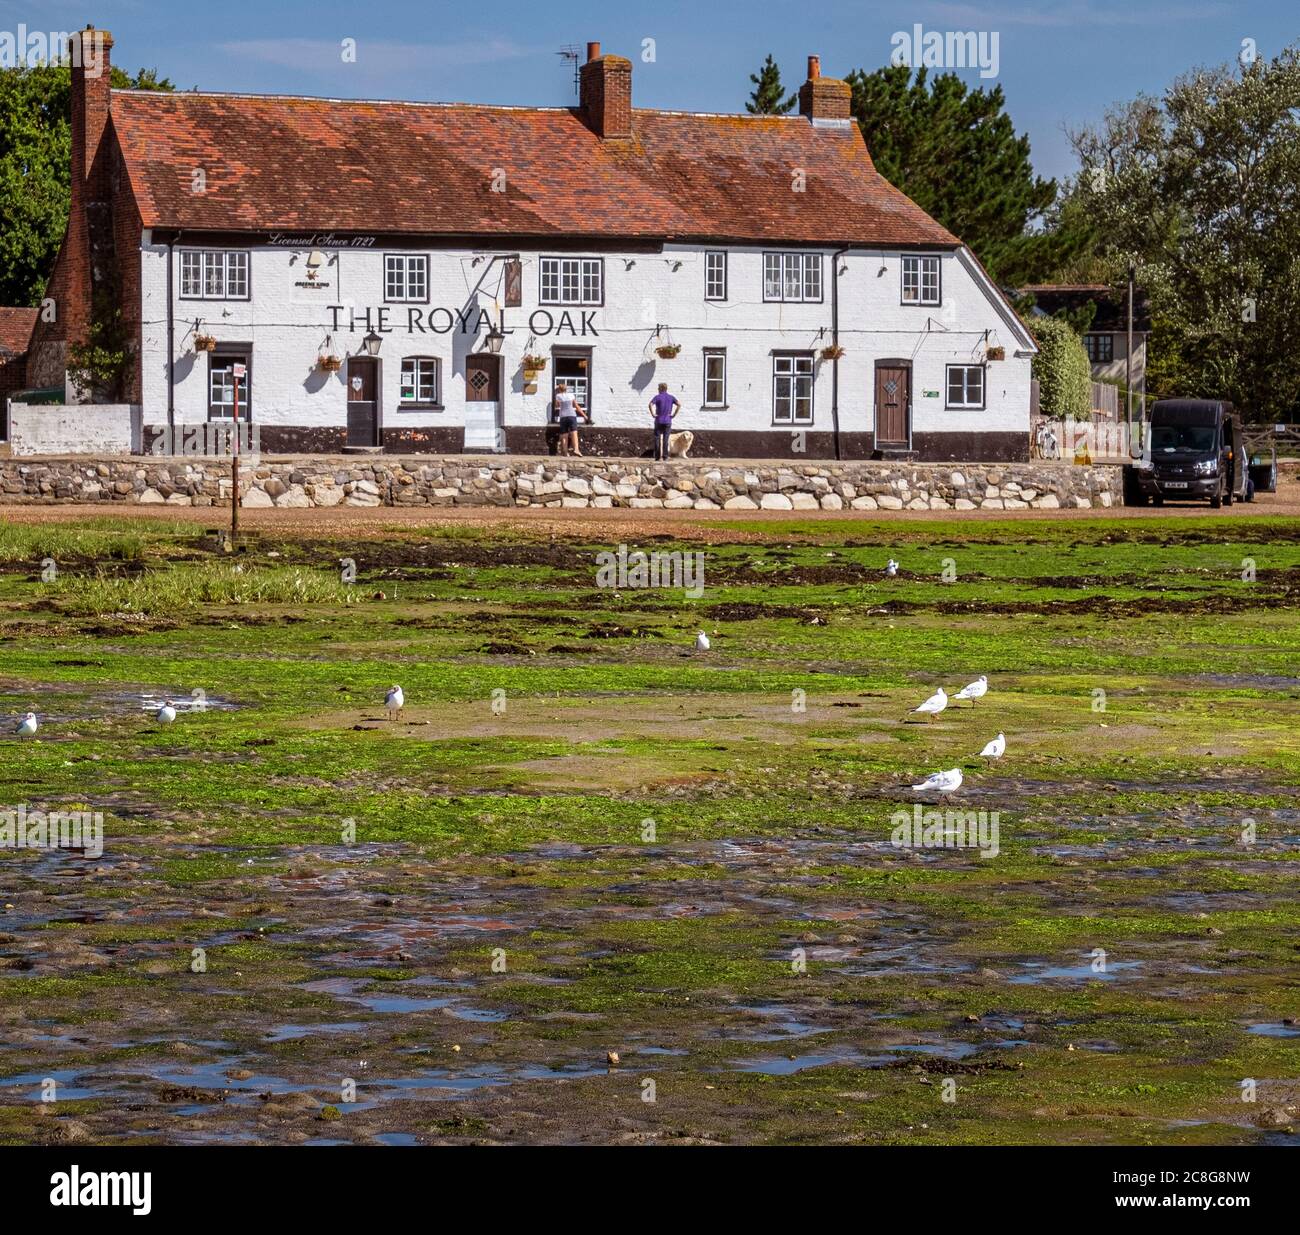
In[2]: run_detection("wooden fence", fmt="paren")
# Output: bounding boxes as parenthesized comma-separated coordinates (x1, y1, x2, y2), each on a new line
(1029, 379, 1121, 419)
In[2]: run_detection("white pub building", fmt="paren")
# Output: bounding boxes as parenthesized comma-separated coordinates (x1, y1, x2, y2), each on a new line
(31, 29, 1036, 461)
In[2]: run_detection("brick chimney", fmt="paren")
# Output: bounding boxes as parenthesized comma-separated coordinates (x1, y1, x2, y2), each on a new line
(62, 25, 115, 355)
(71, 26, 114, 187)
(798, 54, 851, 123)
(579, 41, 633, 139)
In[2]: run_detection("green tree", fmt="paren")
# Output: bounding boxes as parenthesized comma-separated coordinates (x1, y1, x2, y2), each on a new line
(844, 65, 1058, 284)
(1068, 46, 1300, 420)
(746, 54, 796, 115)
(0, 62, 172, 307)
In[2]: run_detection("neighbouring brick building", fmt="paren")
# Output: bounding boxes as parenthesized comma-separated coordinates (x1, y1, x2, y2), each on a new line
(0, 307, 38, 442)
(29, 27, 1037, 461)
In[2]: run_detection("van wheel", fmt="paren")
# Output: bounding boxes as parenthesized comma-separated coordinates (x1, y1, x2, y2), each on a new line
(1224, 483, 1234, 507)
(1152, 494, 1164, 507)
(1210, 482, 1222, 509)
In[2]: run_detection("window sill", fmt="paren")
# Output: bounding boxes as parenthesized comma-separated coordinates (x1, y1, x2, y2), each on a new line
(701, 404, 729, 411)
(397, 403, 444, 411)
(945, 405, 986, 411)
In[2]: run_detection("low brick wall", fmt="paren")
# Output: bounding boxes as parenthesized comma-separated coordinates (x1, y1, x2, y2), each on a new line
(0, 455, 1121, 510)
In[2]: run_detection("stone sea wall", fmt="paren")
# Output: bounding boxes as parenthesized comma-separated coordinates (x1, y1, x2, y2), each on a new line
(0, 455, 1121, 510)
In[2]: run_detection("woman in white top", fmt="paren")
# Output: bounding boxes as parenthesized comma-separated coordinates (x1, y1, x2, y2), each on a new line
(553, 382, 589, 457)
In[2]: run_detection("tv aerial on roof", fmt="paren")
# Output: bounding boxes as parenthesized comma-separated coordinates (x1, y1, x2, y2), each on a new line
(557, 45, 581, 96)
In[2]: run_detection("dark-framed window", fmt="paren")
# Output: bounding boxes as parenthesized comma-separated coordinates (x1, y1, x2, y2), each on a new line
(1084, 333, 1114, 363)
(705, 251, 727, 301)
(763, 252, 822, 302)
(703, 348, 726, 406)
(180, 249, 249, 300)
(208, 349, 252, 420)
(399, 356, 441, 407)
(384, 253, 429, 303)
(946, 364, 985, 409)
(551, 349, 592, 417)
(901, 255, 941, 306)
(540, 257, 603, 306)
(773, 352, 814, 423)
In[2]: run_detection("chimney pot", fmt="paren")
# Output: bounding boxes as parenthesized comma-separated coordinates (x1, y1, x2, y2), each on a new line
(808, 55, 820, 79)
(587, 41, 601, 62)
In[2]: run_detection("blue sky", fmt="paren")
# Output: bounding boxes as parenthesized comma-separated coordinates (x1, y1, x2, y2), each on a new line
(14, 0, 1297, 182)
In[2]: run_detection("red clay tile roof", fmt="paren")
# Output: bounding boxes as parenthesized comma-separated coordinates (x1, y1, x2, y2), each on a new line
(0, 307, 37, 358)
(109, 91, 959, 248)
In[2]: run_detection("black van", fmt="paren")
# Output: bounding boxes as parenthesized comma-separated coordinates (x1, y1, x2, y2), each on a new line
(1130, 399, 1248, 507)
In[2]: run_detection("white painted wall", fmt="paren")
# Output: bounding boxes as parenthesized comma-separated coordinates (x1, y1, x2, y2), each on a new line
(8, 403, 141, 455)
(139, 237, 1033, 446)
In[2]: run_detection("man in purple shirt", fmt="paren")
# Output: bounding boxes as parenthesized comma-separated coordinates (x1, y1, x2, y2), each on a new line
(649, 383, 680, 461)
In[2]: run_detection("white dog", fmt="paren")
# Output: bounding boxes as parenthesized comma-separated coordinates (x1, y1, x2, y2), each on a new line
(668, 431, 695, 458)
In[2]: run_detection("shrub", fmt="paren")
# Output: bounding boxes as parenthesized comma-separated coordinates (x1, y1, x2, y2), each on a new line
(1028, 315, 1091, 419)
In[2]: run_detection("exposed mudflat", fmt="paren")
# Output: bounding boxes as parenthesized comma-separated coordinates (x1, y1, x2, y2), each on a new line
(1, 511, 1298, 1145)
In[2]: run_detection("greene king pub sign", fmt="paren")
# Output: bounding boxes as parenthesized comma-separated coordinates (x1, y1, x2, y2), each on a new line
(328, 305, 598, 338)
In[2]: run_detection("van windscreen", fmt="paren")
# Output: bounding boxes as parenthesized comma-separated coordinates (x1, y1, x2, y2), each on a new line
(1151, 424, 1216, 453)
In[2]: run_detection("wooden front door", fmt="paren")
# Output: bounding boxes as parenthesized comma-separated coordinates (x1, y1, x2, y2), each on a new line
(347, 358, 379, 447)
(875, 363, 910, 445)
(465, 354, 500, 402)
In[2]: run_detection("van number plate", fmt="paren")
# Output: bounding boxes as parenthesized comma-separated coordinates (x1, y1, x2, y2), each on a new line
(1163, 481, 1189, 489)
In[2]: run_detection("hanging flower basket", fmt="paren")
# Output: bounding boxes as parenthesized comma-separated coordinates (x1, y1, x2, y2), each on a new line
(655, 344, 681, 360)
(986, 345, 1006, 361)
(522, 354, 547, 372)
(193, 334, 217, 353)
(820, 344, 846, 361)
(318, 354, 342, 372)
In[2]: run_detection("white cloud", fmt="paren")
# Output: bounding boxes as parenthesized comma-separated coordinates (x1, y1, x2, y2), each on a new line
(917, 0, 1229, 27)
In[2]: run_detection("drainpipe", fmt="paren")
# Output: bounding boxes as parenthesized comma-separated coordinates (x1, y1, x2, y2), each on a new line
(830, 246, 850, 461)
(166, 235, 176, 451)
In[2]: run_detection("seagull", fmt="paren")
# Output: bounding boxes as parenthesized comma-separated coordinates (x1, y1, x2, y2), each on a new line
(885, 559, 899, 577)
(385, 685, 404, 721)
(910, 687, 947, 722)
(955, 676, 988, 705)
(156, 701, 177, 725)
(15, 712, 37, 738)
(695, 632, 711, 652)
(980, 732, 1006, 762)
(911, 768, 963, 796)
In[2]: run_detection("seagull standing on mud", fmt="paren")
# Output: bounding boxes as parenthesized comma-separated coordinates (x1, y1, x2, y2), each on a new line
(385, 685, 405, 722)
(980, 733, 1005, 762)
(909, 687, 947, 722)
(911, 768, 963, 798)
(695, 631, 711, 652)
(885, 559, 899, 577)
(15, 712, 38, 738)
(156, 701, 177, 725)
(955, 676, 988, 705)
